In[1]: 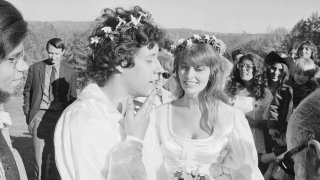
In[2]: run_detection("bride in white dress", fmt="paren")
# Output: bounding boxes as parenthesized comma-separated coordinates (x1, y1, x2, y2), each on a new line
(149, 35, 263, 180)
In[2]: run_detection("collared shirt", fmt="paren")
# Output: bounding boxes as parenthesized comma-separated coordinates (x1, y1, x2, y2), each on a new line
(54, 83, 146, 180)
(40, 62, 60, 109)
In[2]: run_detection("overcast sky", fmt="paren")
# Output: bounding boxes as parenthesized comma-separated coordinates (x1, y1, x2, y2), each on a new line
(9, 0, 320, 33)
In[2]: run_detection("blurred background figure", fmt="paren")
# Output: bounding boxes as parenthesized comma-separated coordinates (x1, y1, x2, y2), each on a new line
(288, 46, 298, 60)
(231, 49, 245, 65)
(285, 89, 320, 180)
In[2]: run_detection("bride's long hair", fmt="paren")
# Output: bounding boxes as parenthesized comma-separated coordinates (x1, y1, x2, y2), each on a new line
(173, 43, 229, 134)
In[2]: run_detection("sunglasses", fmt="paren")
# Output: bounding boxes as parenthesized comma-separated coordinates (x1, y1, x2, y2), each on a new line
(275, 134, 315, 176)
(236, 63, 254, 71)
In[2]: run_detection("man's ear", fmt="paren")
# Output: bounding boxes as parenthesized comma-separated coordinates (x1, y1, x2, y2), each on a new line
(308, 139, 320, 175)
(308, 140, 320, 159)
(115, 65, 124, 73)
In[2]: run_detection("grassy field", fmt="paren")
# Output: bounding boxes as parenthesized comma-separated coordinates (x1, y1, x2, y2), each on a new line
(4, 96, 33, 179)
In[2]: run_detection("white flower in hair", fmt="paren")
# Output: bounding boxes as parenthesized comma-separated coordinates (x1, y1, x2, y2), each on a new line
(128, 12, 148, 27)
(130, 15, 140, 26)
(101, 26, 112, 34)
(90, 36, 100, 45)
(138, 11, 148, 18)
(170, 44, 176, 50)
(204, 34, 210, 41)
(211, 35, 217, 41)
(178, 38, 185, 44)
(193, 34, 201, 40)
(215, 39, 226, 55)
(116, 16, 126, 29)
(186, 39, 193, 46)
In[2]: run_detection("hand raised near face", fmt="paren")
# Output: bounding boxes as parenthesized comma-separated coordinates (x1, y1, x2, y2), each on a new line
(124, 89, 157, 140)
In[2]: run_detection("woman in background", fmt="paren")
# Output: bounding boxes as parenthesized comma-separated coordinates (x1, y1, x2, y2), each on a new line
(225, 53, 273, 175)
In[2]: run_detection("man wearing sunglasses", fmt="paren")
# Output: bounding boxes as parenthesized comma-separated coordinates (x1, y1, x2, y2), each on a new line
(276, 89, 320, 179)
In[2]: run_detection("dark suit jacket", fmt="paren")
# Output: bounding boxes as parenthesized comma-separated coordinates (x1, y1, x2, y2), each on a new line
(23, 60, 77, 124)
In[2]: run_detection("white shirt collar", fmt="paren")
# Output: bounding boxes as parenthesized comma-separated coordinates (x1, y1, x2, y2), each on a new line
(78, 83, 123, 119)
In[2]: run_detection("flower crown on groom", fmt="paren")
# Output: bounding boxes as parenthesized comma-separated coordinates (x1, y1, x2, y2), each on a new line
(88, 6, 162, 51)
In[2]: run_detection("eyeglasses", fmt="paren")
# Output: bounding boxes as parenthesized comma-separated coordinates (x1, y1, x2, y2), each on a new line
(161, 71, 171, 79)
(5, 48, 25, 67)
(236, 63, 254, 70)
(275, 134, 315, 176)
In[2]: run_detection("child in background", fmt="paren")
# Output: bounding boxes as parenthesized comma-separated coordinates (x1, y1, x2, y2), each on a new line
(292, 58, 318, 109)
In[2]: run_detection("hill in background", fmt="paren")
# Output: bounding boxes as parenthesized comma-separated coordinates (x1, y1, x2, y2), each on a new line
(24, 21, 267, 64)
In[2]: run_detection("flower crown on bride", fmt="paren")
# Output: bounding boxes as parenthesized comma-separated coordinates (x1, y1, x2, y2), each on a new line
(171, 34, 226, 55)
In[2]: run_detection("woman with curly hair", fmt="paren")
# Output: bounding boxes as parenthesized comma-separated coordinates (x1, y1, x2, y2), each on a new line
(225, 53, 273, 174)
(152, 35, 263, 179)
(54, 6, 164, 180)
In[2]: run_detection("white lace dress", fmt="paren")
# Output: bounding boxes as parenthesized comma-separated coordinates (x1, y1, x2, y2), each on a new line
(151, 102, 264, 180)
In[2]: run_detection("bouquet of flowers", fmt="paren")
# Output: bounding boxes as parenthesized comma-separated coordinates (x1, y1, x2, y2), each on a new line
(172, 166, 210, 180)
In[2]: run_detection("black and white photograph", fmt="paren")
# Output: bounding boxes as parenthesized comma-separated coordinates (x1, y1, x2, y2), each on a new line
(1, 0, 320, 179)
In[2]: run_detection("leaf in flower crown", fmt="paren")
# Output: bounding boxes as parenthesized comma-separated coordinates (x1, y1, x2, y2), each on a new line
(109, 34, 114, 41)
(116, 16, 126, 29)
(122, 26, 132, 32)
(111, 31, 120, 35)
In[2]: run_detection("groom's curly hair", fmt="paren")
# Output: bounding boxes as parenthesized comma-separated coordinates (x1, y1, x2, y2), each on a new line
(86, 6, 165, 87)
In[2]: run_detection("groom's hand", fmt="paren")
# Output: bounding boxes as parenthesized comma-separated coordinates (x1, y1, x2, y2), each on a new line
(125, 89, 157, 140)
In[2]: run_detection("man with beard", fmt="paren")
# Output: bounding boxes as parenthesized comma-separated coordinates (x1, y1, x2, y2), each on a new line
(23, 38, 77, 180)
(280, 89, 320, 179)
(0, 0, 29, 179)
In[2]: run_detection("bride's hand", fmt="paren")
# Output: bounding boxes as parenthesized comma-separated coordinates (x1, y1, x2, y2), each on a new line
(124, 89, 157, 140)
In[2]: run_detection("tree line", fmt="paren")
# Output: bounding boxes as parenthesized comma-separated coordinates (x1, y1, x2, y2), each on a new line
(15, 12, 320, 94)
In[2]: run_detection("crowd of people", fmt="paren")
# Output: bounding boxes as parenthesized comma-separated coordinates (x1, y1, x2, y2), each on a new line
(2, 1, 320, 180)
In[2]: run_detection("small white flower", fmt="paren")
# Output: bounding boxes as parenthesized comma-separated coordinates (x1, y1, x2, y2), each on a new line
(130, 15, 140, 26)
(193, 34, 201, 40)
(215, 39, 227, 55)
(204, 34, 210, 41)
(186, 39, 193, 46)
(178, 38, 185, 44)
(211, 35, 217, 41)
(101, 26, 112, 34)
(90, 36, 100, 44)
(170, 44, 176, 50)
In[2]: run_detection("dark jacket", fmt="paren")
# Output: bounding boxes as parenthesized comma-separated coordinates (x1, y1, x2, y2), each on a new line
(0, 131, 20, 180)
(268, 84, 293, 133)
(22, 60, 77, 124)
